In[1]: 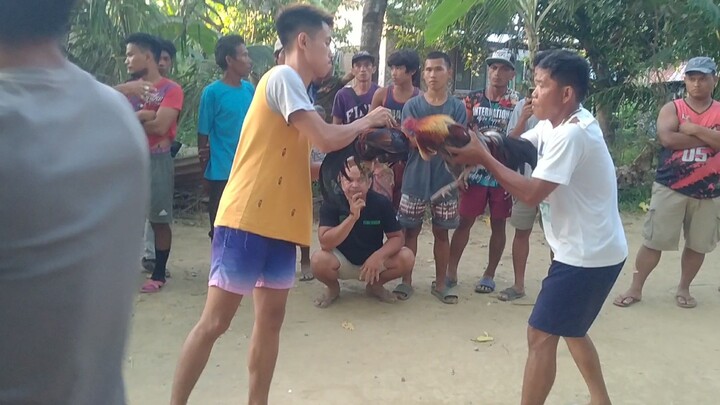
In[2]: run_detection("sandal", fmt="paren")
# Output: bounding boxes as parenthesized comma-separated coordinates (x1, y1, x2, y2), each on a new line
(140, 279, 165, 293)
(431, 281, 459, 304)
(675, 295, 697, 309)
(299, 264, 314, 282)
(613, 294, 641, 308)
(498, 287, 525, 301)
(474, 277, 495, 294)
(392, 283, 414, 301)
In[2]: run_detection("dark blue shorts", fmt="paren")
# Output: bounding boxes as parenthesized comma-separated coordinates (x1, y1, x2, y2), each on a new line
(528, 260, 625, 338)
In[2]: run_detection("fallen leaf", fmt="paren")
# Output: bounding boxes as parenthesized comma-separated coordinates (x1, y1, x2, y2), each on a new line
(471, 332, 494, 343)
(341, 321, 354, 331)
(639, 201, 650, 212)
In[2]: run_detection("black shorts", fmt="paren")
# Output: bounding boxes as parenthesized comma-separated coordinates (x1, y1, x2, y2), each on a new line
(528, 260, 625, 338)
(207, 180, 227, 238)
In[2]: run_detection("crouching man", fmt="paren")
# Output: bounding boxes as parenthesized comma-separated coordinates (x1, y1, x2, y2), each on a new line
(312, 163, 415, 308)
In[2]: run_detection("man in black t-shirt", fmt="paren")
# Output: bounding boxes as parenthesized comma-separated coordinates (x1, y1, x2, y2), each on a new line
(312, 163, 415, 308)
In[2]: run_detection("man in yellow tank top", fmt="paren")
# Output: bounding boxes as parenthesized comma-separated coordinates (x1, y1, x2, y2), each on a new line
(169, 4, 394, 405)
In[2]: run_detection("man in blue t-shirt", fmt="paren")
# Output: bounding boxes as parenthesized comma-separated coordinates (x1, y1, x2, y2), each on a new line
(198, 35, 255, 239)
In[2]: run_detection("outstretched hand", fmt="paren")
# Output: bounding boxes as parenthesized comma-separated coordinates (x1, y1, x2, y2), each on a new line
(446, 130, 491, 166)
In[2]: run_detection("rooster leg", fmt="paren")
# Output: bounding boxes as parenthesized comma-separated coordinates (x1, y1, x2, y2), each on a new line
(431, 166, 480, 203)
(430, 182, 458, 203)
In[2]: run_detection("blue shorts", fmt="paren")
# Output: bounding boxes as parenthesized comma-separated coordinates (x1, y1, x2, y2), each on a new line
(529, 260, 625, 338)
(208, 227, 297, 295)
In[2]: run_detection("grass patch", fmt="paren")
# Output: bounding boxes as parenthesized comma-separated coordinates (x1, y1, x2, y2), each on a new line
(618, 184, 651, 213)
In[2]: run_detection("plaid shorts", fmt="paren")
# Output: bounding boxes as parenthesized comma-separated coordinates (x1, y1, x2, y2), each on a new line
(398, 193, 459, 230)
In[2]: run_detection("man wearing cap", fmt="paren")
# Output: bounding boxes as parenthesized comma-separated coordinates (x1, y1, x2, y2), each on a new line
(448, 49, 520, 295)
(615, 56, 720, 309)
(273, 38, 285, 65)
(332, 51, 380, 125)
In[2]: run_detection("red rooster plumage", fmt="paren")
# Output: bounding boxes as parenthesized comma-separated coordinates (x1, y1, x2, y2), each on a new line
(402, 114, 538, 201)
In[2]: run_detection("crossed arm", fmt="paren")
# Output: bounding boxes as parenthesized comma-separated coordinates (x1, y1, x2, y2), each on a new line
(657, 101, 720, 151)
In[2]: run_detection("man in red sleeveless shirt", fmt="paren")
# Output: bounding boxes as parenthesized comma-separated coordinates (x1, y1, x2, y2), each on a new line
(615, 57, 720, 309)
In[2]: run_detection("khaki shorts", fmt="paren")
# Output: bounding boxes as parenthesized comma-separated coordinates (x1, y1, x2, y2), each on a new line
(510, 199, 539, 231)
(643, 182, 720, 254)
(332, 249, 385, 280)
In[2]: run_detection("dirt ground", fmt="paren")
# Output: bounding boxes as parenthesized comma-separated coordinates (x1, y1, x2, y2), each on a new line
(125, 214, 720, 405)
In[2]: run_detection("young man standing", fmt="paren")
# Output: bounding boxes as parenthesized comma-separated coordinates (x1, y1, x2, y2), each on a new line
(124, 33, 184, 293)
(0, 1, 148, 403)
(158, 37, 176, 77)
(502, 91, 541, 301)
(448, 49, 627, 405)
(312, 164, 415, 307)
(370, 49, 422, 208)
(394, 51, 467, 304)
(273, 38, 285, 65)
(312, 62, 355, 123)
(169, 5, 394, 404)
(615, 57, 720, 309)
(141, 36, 177, 274)
(332, 51, 380, 124)
(197, 35, 254, 240)
(448, 49, 519, 295)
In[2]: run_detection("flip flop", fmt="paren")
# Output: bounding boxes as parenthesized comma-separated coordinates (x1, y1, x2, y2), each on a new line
(392, 283, 414, 301)
(140, 279, 165, 294)
(431, 281, 459, 304)
(675, 295, 697, 309)
(474, 277, 495, 294)
(498, 287, 525, 301)
(613, 294, 641, 308)
(299, 264, 314, 282)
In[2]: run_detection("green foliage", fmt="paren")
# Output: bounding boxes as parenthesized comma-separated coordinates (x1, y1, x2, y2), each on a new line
(67, 0, 356, 146)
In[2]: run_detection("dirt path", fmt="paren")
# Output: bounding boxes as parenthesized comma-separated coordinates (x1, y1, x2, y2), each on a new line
(125, 215, 720, 404)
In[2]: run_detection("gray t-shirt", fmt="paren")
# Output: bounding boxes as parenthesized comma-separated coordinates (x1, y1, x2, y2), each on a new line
(507, 97, 539, 135)
(508, 98, 540, 177)
(401, 95, 468, 200)
(0, 61, 148, 404)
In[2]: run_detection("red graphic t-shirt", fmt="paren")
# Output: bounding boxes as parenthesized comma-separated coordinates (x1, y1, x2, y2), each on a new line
(655, 99, 720, 199)
(127, 78, 184, 152)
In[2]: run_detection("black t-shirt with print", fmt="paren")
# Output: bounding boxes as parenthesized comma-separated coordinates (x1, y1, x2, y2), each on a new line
(318, 190, 402, 265)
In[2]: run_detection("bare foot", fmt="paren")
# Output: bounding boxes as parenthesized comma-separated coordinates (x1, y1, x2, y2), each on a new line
(314, 284, 340, 308)
(613, 288, 642, 308)
(366, 284, 397, 304)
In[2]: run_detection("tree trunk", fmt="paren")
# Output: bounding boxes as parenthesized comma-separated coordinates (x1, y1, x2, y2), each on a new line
(595, 102, 615, 143)
(360, 0, 388, 83)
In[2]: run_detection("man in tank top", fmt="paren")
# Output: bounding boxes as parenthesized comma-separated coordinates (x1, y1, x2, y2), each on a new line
(370, 49, 422, 208)
(615, 56, 720, 309)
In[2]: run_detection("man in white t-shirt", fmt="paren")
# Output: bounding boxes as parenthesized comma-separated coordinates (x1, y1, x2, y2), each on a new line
(448, 49, 627, 405)
(0, 1, 149, 404)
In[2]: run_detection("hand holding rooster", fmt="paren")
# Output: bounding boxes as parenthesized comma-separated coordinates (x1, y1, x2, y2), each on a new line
(445, 129, 492, 166)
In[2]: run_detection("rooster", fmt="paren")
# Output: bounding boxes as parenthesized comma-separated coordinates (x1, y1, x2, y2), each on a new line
(401, 114, 538, 202)
(318, 127, 409, 207)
